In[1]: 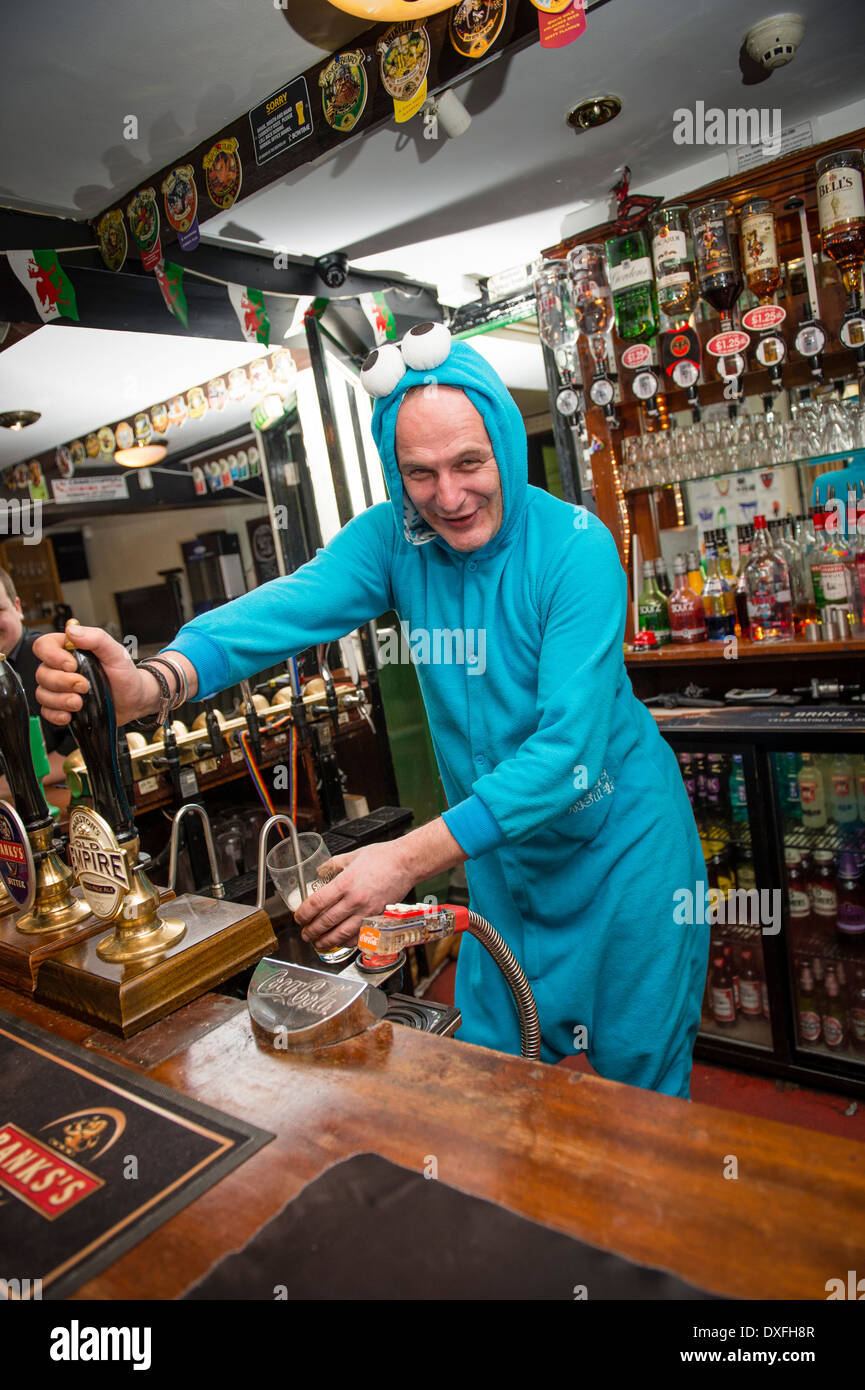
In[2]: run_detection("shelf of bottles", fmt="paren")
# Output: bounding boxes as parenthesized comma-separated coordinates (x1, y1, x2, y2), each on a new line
(674, 748, 773, 1049)
(535, 143, 865, 646)
(776, 750, 865, 1063)
(636, 488, 865, 648)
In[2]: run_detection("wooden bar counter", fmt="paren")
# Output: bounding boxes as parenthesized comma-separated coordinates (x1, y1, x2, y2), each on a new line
(3, 982, 864, 1301)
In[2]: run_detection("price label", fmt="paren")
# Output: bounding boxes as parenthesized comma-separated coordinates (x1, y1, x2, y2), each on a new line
(230, 748, 244, 763)
(706, 330, 750, 357)
(138, 776, 158, 795)
(196, 758, 218, 775)
(621, 343, 652, 370)
(742, 305, 786, 332)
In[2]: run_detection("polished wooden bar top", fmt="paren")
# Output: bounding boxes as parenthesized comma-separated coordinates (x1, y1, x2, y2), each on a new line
(3, 984, 863, 1302)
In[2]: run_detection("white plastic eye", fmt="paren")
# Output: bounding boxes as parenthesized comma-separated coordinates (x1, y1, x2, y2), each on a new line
(360, 343, 407, 397)
(400, 321, 452, 372)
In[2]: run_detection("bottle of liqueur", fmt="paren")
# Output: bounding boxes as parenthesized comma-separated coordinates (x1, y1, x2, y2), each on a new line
(649, 203, 697, 324)
(701, 540, 737, 640)
(605, 229, 660, 342)
(743, 515, 793, 642)
(689, 199, 744, 329)
(740, 197, 781, 304)
(715, 528, 736, 587)
(668, 555, 707, 644)
(811, 507, 860, 629)
(735, 524, 754, 638)
(654, 555, 672, 596)
(815, 148, 865, 313)
(686, 550, 704, 595)
(637, 560, 670, 645)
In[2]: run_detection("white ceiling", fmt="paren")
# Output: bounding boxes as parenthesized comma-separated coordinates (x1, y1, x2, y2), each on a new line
(0, 0, 366, 218)
(0, 328, 271, 469)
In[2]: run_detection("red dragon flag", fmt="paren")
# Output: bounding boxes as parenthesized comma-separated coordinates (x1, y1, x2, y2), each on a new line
(154, 260, 189, 329)
(228, 284, 271, 345)
(7, 249, 79, 322)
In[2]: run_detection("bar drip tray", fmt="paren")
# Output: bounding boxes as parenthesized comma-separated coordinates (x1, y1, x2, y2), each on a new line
(384, 993, 460, 1037)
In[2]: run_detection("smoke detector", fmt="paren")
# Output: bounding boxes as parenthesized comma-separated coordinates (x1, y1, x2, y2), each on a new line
(744, 13, 804, 70)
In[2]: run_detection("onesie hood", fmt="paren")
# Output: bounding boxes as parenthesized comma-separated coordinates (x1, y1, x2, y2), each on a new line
(369, 336, 528, 560)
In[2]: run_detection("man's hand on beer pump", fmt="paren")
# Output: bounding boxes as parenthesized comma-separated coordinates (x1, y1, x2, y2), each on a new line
(33, 622, 198, 728)
(295, 817, 468, 954)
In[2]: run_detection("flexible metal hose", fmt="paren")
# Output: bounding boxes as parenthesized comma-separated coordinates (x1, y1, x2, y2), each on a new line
(467, 911, 541, 1061)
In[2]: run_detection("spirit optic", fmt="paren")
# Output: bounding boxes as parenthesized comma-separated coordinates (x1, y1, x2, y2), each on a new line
(740, 196, 781, 305)
(690, 198, 743, 329)
(815, 147, 865, 307)
(604, 229, 660, 342)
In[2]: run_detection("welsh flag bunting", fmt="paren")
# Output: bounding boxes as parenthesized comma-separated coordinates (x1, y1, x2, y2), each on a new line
(360, 291, 397, 345)
(7, 249, 79, 322)
(228, 284, 270, 345)
(154, 260, 188, 329)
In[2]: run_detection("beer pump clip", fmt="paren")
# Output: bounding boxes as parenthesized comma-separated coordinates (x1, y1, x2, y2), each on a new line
(784, 195, 827, 382)
(35, 631, 275, 1035)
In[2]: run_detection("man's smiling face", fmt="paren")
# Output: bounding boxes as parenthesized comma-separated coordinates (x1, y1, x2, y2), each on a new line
(395, 386, 503, 553)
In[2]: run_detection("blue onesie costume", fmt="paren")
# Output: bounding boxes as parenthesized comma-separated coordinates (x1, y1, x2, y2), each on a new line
(167, 341, 709, 1097)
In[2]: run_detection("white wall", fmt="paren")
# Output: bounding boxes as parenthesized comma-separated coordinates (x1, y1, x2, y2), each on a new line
(50, 501, 269, 631)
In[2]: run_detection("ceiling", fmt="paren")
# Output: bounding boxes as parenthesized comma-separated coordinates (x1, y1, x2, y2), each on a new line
(2, 0, 865, 466)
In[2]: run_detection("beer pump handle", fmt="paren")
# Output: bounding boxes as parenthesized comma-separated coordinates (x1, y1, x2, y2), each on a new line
(63, 631, 137, 844)
(0, 658, 52, 831)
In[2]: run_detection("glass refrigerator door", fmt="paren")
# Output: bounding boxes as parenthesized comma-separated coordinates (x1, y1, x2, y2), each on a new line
(674, 748, 773, 1049)
(773, 750, 865, 1065)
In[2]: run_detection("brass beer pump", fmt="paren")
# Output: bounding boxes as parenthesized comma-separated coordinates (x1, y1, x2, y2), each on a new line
(0, 655, 103, 991)
(36, 633, 277, 1035)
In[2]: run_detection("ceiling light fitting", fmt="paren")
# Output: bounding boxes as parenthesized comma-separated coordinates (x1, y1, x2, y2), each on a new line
(567, 96, 622, 133)
(0, 410, 41, 431)
(114, 442, 167, 468)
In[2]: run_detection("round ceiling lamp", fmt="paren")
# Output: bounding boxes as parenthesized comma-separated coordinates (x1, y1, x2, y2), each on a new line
(114, 442, 167, 468)
(325, 1, 455, 18)
(566, 95, 622, 132)
(0, 409, 41, 431)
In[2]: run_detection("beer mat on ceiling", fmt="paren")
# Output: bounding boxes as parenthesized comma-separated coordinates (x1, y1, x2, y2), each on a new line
(0, 1010, 274, 1300)
(185, 1152, 726, 1301)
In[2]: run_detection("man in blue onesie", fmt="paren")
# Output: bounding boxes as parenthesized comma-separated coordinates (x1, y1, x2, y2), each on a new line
(35, 329, 708, 1098)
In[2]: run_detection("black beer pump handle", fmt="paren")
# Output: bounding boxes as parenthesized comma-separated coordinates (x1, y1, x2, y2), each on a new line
(64, 639, 136, 843)
(0, 657, 52, 831)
